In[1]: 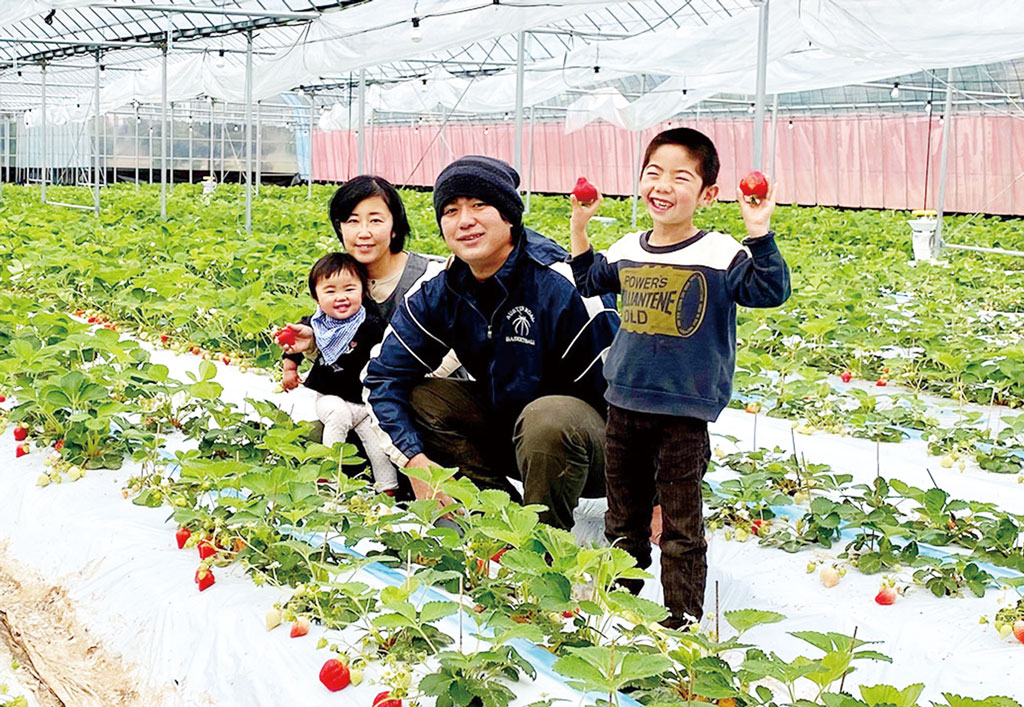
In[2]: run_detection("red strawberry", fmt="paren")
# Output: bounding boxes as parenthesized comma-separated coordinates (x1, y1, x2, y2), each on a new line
(840, 370, 852, 383)
(195, 567, 215, 591)
(160, 334, 169, 343)
(571, 177, 599, 204)
(275, 326, 296, 347)
(751, 519, 764, 536)
(176, 527, 191, 549)
(190, 346, 201, 355)
(373, 691, 402, 707)
(15, 443, 29, 458)
(490, 547, 509, 564)
(1013, 619, 1024, 644)
(0, 395, 5, 402)
(874, 586, 897, 605)
(876, 377, 888, 387)
(561, 607, 580, 618)
(221, 355, 231, 365)
(319, 659, 351, 692)
(197, 539, 217, 560)
(744, 401, 761, 414)
(739, 171, 769, 201)
(87, 316, 97, 323)
(54, 439, 65, 451)
(13, 426, 28, 441)
(290, 616, 310, 638)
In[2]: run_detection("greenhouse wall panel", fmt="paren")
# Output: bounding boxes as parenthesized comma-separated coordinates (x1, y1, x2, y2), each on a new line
(312, 115, 1024, 215)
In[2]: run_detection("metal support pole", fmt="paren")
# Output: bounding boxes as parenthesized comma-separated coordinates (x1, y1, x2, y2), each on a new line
(244, 29, 254, 233)
(93, 52, 101, 213)
(357, 69, 366, 175)
(513, 31, 526, 175)
(308, 91, 314, 199)
(220, 113, 226, 182)
(255, 101, 262, 196)
(752, 0, 770, 170)
(134, 103, 139, 187)
(631, 76, 646, 228)
(41, 63, 47, 202)
(525, 104, 535, 214)
(209, 99, 215, 177)
(368, 107, 374, 174)
(160, 16, 169, 218)
(935, 67, 955, 253)
(768, 93, 779, 180)
(168, 101, 174, 189)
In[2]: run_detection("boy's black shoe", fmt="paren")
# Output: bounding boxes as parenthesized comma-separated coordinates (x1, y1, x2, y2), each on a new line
(658, 614, 693, 631)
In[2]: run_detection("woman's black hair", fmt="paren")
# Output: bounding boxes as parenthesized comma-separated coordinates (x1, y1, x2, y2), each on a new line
(308, 252, 369, 300)
(328, 175, 411, 254)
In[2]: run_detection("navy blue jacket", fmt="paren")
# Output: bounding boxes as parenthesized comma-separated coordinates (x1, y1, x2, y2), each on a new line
(364, 229, 619, 466)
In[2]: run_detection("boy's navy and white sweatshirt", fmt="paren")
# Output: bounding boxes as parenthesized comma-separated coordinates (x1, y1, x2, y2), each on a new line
(364, 228, 619, 467)
(570, 229, 790, 421)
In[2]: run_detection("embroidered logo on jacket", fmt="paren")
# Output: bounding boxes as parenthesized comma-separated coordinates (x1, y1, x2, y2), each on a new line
(505, 305, 536, 345)
(619, 265, 707, 337)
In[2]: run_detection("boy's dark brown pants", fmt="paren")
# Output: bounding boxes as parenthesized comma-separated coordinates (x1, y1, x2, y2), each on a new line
(604, 404, 710, 624)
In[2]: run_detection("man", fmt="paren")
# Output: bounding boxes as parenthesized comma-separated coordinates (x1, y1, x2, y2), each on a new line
(364, 156, 618, 530)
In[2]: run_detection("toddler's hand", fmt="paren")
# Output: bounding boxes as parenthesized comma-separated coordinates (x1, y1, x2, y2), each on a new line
(569, 192, 603, 235)
(281, 323, 314, 354)
(737, 177, 777, 238)
(282, 369, 302, 391)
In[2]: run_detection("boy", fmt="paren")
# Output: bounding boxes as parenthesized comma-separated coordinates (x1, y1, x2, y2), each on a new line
(281, 253, 397, 493)
(568, 128, 790, 627)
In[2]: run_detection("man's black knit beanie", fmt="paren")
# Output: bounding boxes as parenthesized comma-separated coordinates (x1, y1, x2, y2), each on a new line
(433, 156, 523, 229)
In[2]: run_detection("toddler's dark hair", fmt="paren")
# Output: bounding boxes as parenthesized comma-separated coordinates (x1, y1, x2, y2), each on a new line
(328, 175, 411, 254)
(642, 127, 720, 189)
(308, 252, 369, 299)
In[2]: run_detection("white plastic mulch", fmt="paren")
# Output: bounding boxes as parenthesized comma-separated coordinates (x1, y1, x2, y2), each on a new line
(1, 345, 1022, 705)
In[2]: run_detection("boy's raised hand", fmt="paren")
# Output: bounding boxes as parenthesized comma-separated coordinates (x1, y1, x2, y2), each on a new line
(736, 177, 777, 238)
(569, 192, 602, 257)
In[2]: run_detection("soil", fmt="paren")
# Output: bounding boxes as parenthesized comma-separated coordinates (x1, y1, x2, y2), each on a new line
(0, 544, 161, 707)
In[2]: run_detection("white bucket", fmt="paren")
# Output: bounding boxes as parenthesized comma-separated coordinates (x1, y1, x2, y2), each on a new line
(908, 217, 937, 262)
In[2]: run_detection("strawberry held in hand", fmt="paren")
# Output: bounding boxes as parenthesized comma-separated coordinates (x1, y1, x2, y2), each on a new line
(571, 177, 599, 205)
(739, 170, 769, 203)
(319, 658, 351, 692)
(275, 325, 296, 347)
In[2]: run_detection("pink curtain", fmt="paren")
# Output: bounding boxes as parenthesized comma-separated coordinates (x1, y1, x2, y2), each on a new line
(311, 114, 1024, 216)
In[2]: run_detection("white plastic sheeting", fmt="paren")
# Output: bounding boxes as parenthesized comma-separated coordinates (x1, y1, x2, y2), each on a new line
(27, 0, 1024, 132)
(22, 0, 628, 126)
(1, 346, 1021, 704)
(564, 0, 1024, 131)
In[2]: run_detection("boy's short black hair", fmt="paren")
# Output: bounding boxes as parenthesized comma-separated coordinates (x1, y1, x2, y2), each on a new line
(308, 252, 369, 299)
(642, 127, 720, 190)
(328, 175, 411, 254)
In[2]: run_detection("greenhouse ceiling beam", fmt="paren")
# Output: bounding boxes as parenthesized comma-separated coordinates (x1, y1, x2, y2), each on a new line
(91, 3, 321, 21)
(859, 82, 1018, 99)
(7, 1, 348, 65)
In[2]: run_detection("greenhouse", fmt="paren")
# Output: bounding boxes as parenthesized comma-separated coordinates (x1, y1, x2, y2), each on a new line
(0, 1, 1022, 706)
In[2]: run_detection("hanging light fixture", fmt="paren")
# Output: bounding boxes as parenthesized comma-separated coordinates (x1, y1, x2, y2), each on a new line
(890, 82, 900, 99)
(411, 17, 422, 42)
(747, 103, 755, 114)
(925, 100, 932, 114)
(787, 119, 794, 130)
